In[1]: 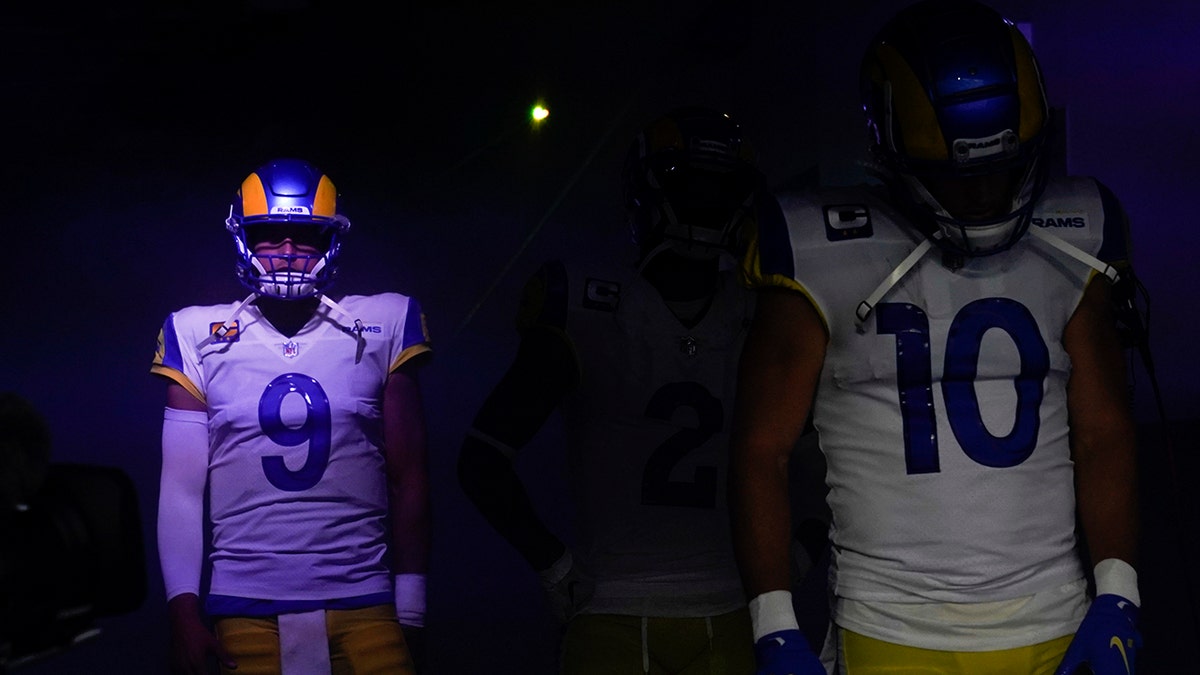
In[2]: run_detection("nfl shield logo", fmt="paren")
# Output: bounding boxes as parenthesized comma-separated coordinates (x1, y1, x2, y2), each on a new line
(282, 341, 299, 358)
(679, 336, 697, 358)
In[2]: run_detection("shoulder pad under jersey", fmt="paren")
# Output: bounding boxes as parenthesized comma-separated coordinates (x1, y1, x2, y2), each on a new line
(1030, 176, 1130, 265)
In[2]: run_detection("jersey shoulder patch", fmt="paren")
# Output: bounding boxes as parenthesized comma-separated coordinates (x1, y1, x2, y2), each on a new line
(581, 276, 621, 312)
(822, 201, 874, 241)
(784, 184, 910, 250)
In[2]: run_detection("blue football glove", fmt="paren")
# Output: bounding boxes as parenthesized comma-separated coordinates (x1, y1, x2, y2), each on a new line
(1054, 594, 1141, 675)
(754, 629, 825, 675)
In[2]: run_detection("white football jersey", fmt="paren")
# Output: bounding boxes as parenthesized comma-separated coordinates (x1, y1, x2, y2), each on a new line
(743, 177, 1126, 641)
(152, 293, 430, 613)
(529, 252, 755, 617)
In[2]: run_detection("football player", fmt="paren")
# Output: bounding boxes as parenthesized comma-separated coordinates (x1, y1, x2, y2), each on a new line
(458, 107, 789, 673)
(730, 1, 1141, 673)
(151, 158, 432, 674)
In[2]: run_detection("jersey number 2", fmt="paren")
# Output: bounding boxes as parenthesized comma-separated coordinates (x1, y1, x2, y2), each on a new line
(641, 382, 721, 509)
(876, 298, 1049, 475)
(258, 373, 333, 491)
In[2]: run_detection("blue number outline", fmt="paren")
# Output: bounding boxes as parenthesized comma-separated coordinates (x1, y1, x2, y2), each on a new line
(257, 373, 333, 491)
(876, 299, 1049, 474)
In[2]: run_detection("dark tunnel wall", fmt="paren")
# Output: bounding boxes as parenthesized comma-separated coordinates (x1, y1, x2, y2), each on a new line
(3, 1, 1198, 672)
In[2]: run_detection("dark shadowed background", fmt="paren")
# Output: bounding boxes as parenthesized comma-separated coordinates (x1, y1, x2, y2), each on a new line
(3, 0, 1197, 672)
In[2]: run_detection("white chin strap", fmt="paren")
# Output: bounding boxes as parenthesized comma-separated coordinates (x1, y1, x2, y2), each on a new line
(251, 257, 327, 298)
(195, 290, 368, 363)
(902, 168, 1037, 255)
(317, 294, 368, 364)
(945, 216, 1020, 254)
(195, 292, 259, 349)
(653, 191, 752, 256)
(854, 239, 934, 334)
(854, 226, 1121, 335)
(1027, 226, 1120, 284)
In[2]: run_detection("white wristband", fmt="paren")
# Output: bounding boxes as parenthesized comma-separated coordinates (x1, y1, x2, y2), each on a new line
(1094, 558, 1140, 607)
(748, 590, 800, 641)
(394, 573, 426, 627)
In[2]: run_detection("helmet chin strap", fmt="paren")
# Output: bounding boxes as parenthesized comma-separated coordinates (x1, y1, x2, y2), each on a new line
(853, 224, 1121, 336)
(902, 175, 1020, 255)
(646, 190, 752, 263)
(1027, 227, 1120, 284)
(195, 292, 259, 349)
(195, 290, 367, 362)
(901, 157, 1043, 256)
(317, 294, 367, 363)
(854, 239, 934, 334)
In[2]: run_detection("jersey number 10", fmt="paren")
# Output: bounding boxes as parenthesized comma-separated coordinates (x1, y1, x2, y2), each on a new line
(876, 298, 1050, 475)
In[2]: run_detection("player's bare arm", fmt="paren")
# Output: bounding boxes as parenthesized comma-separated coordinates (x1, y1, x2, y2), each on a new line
(384, 361, 432, 580)
(730, 287, 827, 598)
(457, 324, 578, 570)
(1064, 277, 1139, 569)
(166, 381, 205, 412)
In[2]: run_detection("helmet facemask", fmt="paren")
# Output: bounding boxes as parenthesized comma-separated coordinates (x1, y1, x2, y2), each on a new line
(895, 133, 1049, 256)
(624, 108, 761, 266)
(636, 158, 760, 263)
(237, 222, 342, 299)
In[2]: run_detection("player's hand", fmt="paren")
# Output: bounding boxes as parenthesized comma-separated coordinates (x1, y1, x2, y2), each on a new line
(538, 550, 595, 622)
(1054, 594, 1141, 675)
(167, 594, 237, 674)
(754, 629, 825, 675)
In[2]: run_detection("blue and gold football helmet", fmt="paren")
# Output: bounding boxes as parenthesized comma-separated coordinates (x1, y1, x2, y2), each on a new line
(860, 0, 1052, 256)
(225, 158, 351, 299)
(622, 106, 762, 262)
